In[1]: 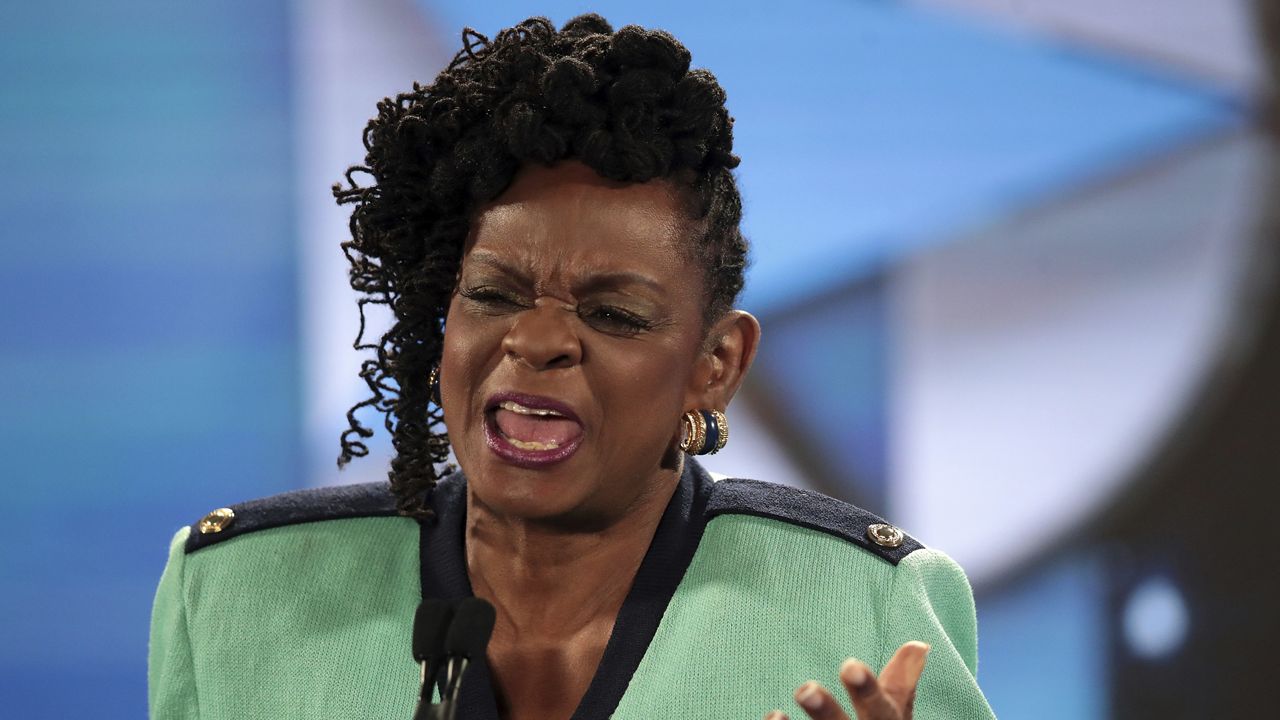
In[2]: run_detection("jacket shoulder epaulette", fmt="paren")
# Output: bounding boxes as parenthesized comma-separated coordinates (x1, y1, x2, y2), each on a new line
(184, 481, 400, 555)
(705, 478, 923, 565)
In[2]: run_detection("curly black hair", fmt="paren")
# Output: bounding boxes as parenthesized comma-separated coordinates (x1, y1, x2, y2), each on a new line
(332, 14, 748, 517)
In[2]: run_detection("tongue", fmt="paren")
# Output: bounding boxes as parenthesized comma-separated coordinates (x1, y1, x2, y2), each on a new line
(495, 409, 581, 445)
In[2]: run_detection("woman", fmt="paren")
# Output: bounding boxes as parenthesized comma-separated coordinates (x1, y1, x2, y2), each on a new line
(149, 15, 994, 720)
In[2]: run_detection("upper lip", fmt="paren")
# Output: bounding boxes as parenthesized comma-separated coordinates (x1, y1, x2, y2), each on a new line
(484, 391, 583, 426)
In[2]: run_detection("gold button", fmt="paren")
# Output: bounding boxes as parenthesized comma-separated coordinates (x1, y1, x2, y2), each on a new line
(867, 523, 904, 548)
(198, 507, 235, 534)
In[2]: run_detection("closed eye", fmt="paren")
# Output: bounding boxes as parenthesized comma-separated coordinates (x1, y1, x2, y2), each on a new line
(458, 286, 529, 311)
(579, 305, 654, 335)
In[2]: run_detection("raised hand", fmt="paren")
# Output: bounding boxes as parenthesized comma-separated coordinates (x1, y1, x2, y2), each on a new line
(764, 641, 931, 720)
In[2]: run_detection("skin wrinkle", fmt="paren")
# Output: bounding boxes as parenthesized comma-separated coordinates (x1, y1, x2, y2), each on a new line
(465, 182, 692, 316)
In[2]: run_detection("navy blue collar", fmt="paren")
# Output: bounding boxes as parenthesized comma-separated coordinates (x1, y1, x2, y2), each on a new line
(417, 459, 713, 720)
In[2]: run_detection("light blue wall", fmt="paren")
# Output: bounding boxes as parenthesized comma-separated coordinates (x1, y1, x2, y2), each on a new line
(0, 2, 298, 716)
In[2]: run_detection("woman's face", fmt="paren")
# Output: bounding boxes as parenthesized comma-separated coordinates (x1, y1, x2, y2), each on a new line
(440, 161, 716, 526)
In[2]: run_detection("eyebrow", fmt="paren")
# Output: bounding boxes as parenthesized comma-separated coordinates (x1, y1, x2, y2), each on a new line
(464, 252, 526, 280)
(464, 251, 664, 295)
(575, 271, 664, 295)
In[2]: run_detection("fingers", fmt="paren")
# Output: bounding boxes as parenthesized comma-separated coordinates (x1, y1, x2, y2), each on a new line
(839, 659, 900, 719)
(877, 641, 930, 713)
(782, 642, 930, 720)
(838, 642, 930, 720)
(793, 681, 851, 720)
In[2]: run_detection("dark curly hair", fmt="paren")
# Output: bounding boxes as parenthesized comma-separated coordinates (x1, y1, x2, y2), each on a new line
(332, 14, 748, 518)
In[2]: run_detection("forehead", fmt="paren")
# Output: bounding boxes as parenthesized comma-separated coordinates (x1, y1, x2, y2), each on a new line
(464, 162, 697, 280)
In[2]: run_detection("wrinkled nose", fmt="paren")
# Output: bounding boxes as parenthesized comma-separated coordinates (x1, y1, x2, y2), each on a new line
(502, 300, 582, 370)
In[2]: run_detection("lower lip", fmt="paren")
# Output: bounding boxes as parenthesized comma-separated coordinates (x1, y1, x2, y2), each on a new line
(483, 412, 584, 469)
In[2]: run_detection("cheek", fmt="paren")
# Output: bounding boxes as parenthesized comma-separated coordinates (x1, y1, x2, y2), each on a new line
(595, 340, 697, 432)
(439, 301, 498, 422)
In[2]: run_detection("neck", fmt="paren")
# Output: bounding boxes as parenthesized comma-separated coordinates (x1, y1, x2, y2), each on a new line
(464, 467, 680, 637)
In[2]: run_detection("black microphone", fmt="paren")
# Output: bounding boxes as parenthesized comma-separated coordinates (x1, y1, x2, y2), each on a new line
(440, 598, 497, 719)
(412, 600, 454, 720)
(444, 598, 496, 661)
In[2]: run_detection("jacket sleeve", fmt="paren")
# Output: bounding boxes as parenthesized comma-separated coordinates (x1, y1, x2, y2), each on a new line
(883, 548, 996, 719)
(149, 527, 200, 719)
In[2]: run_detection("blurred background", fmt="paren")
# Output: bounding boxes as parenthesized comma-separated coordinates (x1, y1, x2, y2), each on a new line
(3, 0, 1277, 716)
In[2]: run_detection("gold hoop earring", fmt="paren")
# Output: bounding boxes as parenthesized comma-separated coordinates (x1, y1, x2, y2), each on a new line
(679, 409, 728, 455)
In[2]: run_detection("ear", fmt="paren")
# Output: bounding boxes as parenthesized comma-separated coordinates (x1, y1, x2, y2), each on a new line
(686, 310, 761, 411)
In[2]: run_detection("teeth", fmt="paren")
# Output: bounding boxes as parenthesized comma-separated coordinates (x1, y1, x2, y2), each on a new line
(498, 400, 566, 418)
(505, 436, 560, 451)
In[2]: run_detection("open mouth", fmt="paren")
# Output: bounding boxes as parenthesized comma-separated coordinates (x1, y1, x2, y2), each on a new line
(483, 394, 585, 467)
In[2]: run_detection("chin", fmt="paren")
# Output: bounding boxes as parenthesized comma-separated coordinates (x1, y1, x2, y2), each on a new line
(466, 462, 598, 523)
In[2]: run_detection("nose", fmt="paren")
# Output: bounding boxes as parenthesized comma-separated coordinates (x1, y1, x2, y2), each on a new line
(502, 299, 582, 371)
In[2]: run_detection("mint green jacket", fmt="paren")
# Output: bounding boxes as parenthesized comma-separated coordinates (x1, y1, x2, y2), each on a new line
(149, 461, 995, 719)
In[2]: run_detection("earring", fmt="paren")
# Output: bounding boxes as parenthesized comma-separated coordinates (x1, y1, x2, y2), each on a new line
(428, 365, 441, 406)
(679, 409, 729, 455)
